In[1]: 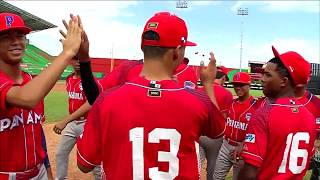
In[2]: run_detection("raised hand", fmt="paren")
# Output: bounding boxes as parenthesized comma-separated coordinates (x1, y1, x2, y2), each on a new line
(60, 15, 83, 59)
(60, 14, 90, 62)
(200, 52, 217, 86)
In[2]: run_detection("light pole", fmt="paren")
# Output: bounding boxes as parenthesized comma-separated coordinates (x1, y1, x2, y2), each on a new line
(237, 8, 248, 72)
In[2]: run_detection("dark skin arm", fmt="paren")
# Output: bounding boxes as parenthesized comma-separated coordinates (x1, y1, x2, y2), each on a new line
(238, 163, 258, 180)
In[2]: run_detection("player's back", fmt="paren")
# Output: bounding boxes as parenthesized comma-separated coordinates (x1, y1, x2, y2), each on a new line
(84, 76, 224, 180)
(258, 98, 316, 179)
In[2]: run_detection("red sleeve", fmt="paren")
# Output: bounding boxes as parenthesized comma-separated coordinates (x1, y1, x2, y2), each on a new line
(99, 60, 141, 91)
(0, 77, 13, 111)
(77, 96, 104, 169)
(220, 90, 233, 114)
(187, 89, 226, 139)
(241, 108, 269, 168)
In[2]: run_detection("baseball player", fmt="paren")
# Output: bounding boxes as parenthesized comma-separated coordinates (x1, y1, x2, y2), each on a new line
(76, 11, 225, 179)
(199, 66, 233, 180)
(53, 58, 102, 180)
(239, 46, 317, 179)
(0, 13, 82, 179)
(213, 72, 257, 180)
(291, 56, 320, 180)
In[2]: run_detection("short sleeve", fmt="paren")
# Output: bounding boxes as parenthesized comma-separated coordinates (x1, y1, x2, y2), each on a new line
(0, 77, 13, 111)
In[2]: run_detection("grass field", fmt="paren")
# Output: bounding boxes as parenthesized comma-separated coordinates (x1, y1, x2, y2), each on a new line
(44, 87, 312, 179)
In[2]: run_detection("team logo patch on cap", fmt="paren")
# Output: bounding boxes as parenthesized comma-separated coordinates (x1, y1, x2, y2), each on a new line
(147, 22, 158, 29)
(245, 134, 255, 143)
(245, 113, 252, 121)
(5, 16, 14, 27)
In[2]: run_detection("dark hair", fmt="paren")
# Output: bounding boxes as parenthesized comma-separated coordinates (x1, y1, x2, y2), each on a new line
(142, 31, 171, 59)
(268, 57, 295, 85)
(215, 71, 226, 79)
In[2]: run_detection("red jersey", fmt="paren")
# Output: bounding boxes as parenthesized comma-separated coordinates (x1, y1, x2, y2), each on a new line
(225, 96, 257, 142)
(241, 97, 316, 179)
(0, 71, 45, 172)
(77, 76, 225, 179)
(99, 60, 198, 91)
(297, 91, 320, 132)
(213, 83, 233, 115)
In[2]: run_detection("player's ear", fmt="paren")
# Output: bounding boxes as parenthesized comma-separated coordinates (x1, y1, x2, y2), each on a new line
(172, 47, 179, 61)
(280, 76, 289, 88)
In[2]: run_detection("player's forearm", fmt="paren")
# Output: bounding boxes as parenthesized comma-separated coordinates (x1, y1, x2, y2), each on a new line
(80, 62, 100, 105)
(6, 52, 73, 109)
(66, 102, 91, 123)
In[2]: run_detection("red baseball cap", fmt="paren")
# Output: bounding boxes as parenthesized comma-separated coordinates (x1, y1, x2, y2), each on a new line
(141, 11, 196, 48)
(217, 66, 229, 81)
(0, 13, 31, 34)
(272, 46, 311, 85)
(232, 72, 251, 84)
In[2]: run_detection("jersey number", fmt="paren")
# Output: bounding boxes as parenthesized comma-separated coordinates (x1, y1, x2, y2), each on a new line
(129, 127, 181, 180)
(278, 132, 310, 174)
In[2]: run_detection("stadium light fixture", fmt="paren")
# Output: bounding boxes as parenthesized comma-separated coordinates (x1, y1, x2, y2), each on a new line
(237, 8, 248, 72)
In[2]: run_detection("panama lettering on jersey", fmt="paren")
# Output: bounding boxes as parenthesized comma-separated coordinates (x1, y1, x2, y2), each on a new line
(0, 111, 42, 132)
(77, 76, 225, 179)
(241, 98, 316, 179)
(0, 71, 45, 172)
(66, 74, 88, 116)
(226, 117, 248, 131)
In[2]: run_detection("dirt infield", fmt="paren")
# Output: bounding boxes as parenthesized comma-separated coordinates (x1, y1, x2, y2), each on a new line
(43, 123, 93, 179)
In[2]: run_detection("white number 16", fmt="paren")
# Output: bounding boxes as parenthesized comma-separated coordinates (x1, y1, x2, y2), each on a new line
(278, 132, 310, 174)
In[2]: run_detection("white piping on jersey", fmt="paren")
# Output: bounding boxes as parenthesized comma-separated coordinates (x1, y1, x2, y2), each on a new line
(213, 124, 226, 139)
(0, 81, 10, 90)
(31, 124, 37, 166)
(125, 82, 185, 91)
(194, 141, 201, 180)
(77, 150, 101, 167)
(22, 109, 28, 170)
(174, 65, 189, 76)
(242, 151, 263, 161)
(300, 93, 313, 106)
(96, 79, 104, 92)
(270, 102, 304, 108)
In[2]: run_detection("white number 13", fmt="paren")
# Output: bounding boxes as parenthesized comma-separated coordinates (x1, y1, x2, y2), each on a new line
(278, 132, 310, 174)
(129, 127, 181, 180)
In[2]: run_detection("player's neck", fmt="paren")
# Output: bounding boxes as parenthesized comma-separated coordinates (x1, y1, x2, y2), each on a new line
(238, 93, 250, 102)
(140, 59, 174, 81)
(0, 61, 22, 81)
(274, 88, 295, 99)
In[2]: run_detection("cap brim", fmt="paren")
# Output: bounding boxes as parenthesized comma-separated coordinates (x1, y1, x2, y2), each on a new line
(272, 45, 280, 57)
(185, 41, 197, 46)
(0, 26, 32, 34)
(232, 81, 250, 85)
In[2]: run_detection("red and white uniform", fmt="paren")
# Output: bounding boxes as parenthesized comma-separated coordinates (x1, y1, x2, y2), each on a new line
(242, 97, 316, 179)
(65, 73, 104, 119)
(225, 96, 257, 144)
(213, 82, 233, 115)
(0, 71, 45, 177)
(99, 60, 198, 91)
(297, 91, 320, 132)
(77, 76, 225, 179)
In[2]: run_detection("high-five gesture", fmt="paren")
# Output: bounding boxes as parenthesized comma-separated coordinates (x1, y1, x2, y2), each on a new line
(60, 14, 90, 62)
(60, 15, 83, 59)
(200, 52, 217, 86)
(200, 52, 219, 109)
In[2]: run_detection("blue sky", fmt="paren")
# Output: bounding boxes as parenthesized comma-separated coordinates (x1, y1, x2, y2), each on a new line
(8, 1, 320, 68)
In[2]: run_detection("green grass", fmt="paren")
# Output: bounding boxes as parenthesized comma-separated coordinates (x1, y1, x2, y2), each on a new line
(44, 90, 68, 123)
